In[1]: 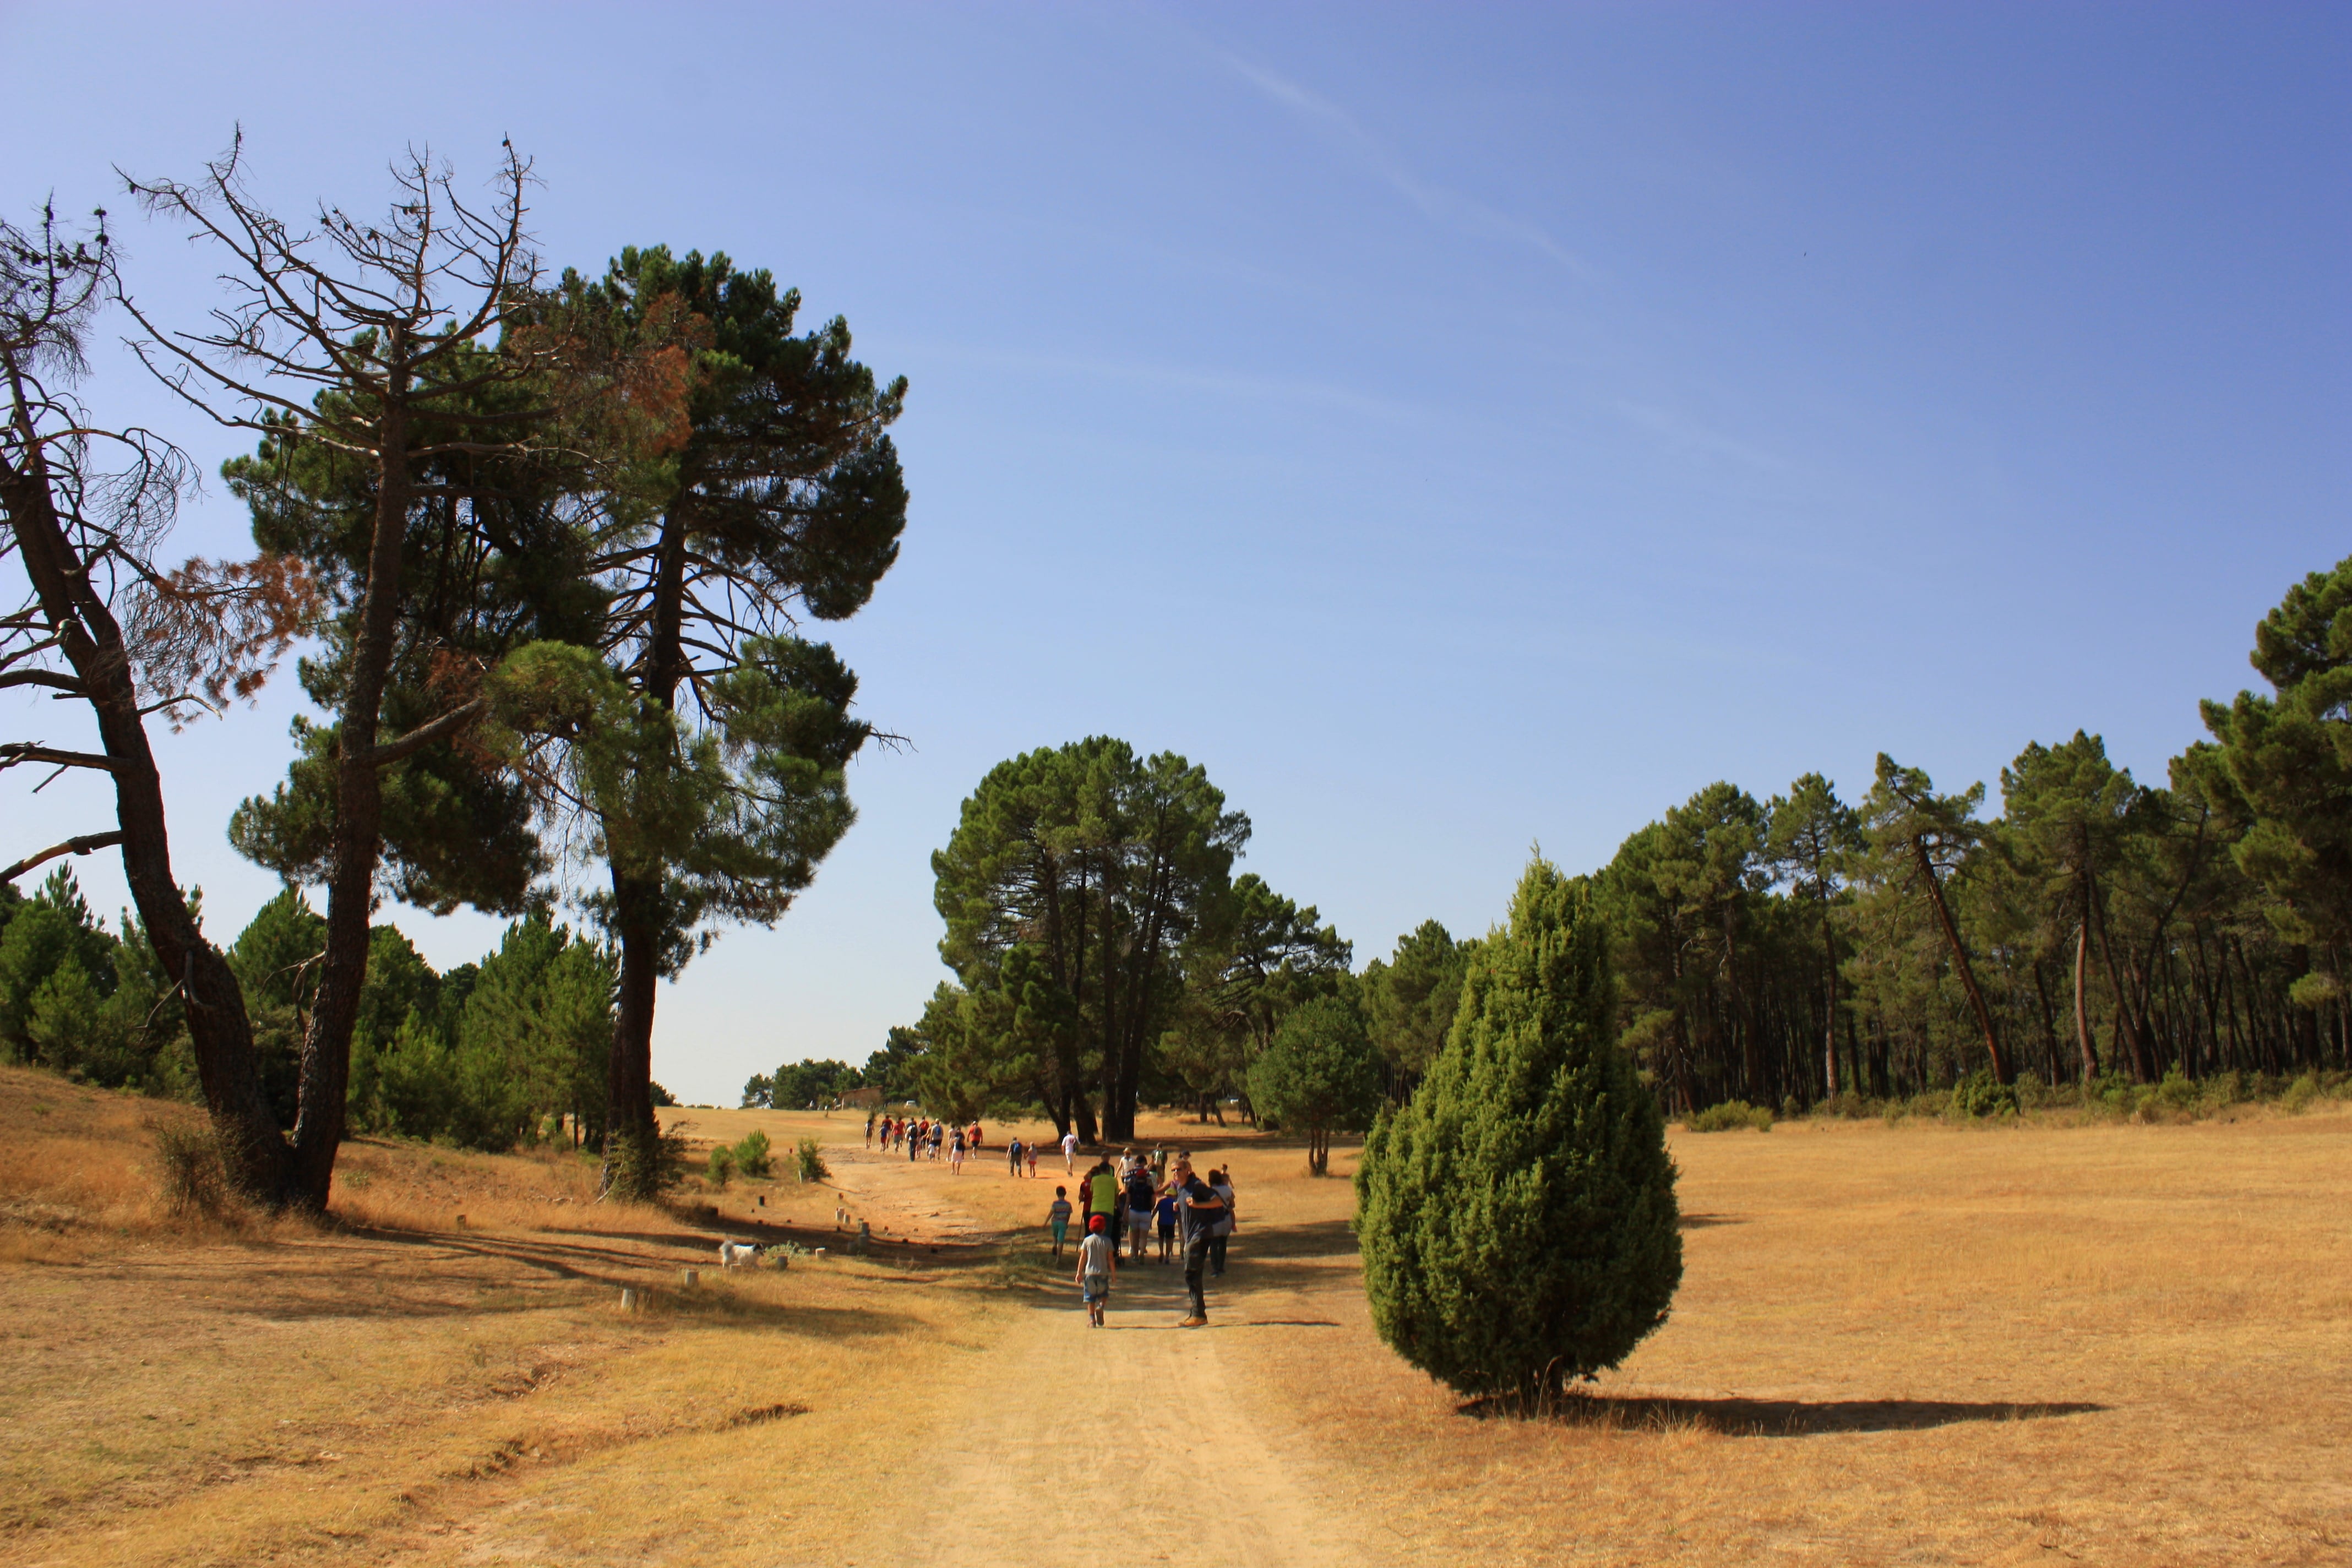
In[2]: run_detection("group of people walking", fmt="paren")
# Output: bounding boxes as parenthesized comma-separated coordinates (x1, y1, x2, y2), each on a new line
(867, 1113, 988, 1171)
(861, 1112, 1241, 1330)
(1054, 1147, 1237, 1329)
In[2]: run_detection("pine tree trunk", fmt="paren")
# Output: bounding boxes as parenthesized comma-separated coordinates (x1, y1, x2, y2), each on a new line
(1912, 836, 2009, 1084)
(1816, 888, 1838, 1097)
(601, 869, 663, 1195)
(286, 377, 413, 1211)
(2074, 919, 2097, 1083)
(1, 439, 285, 1197)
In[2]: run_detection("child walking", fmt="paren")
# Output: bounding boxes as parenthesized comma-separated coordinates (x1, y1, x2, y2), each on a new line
(1075, 1213, 1116, 1327)
(1048, 1186, 1073, 1259)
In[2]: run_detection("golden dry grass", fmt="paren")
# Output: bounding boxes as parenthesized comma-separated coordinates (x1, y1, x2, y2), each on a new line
(1, 1069, 2346, 1566)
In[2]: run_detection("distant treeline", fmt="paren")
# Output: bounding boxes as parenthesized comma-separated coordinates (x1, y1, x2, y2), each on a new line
(1586, 559, 2351, 1111)
(0, 879, 614, 1151)
(890, 556, 2352, 1124)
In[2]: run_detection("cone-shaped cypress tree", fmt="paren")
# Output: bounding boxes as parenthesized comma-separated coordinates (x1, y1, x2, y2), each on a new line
(1357, 854, 1681, 1401)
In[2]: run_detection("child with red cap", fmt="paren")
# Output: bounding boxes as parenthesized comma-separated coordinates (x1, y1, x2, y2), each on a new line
(1074, 1212, 1117, 1327)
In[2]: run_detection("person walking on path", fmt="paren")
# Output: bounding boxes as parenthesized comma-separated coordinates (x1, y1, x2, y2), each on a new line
(1154, 1187, 1178, 1262)
(864, 1112, 876, 1149)
(1075, 1214, 1117, 1327)
(1082, 1157, 1121, 1252)
(1048, 1186, 1073, 1259)
(1061, 1128, 1079, 1174)
(1167, 1155, 1227, 1327)
(1006, 1135, 1023, 1177)
(1208, 1167, 1237, 1277)
(1025, 1141, 1039, 1178)
(950, 1127, 966, 1174)
(1124, 1162, 1155, 1260)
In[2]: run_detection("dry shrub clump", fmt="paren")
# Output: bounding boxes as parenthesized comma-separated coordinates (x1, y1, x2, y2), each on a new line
(145, 1118, 231, 1219)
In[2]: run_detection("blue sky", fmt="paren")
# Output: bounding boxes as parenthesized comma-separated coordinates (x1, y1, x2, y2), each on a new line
(4, 3, 2344, 1104)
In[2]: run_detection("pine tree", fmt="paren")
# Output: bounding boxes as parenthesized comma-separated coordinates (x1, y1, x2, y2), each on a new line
(1356, 854, 1681, 1402)
(1249, 989, 1382, 1175)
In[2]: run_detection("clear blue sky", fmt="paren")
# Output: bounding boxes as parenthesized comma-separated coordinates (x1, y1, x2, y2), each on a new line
(4, 3, 2344, 1104)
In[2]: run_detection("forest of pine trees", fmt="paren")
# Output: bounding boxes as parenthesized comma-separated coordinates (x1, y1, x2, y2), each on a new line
(0, 873, 616, 1152)
(896, 554, 2352, 1127)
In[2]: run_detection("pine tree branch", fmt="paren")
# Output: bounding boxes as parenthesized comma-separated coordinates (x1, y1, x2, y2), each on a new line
(370, 695, 488, 767)
(0, 830, 125, 884)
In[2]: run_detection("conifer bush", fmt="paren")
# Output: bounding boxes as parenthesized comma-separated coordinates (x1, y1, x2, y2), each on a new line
(1356, 856, 1681, 1403)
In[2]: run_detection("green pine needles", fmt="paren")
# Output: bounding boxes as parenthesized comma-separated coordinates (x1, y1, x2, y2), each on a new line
(1357, 854, 1682, 1403)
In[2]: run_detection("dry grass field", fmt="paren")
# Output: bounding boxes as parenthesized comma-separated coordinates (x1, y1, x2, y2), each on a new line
(1, 1064, 2346, 1566)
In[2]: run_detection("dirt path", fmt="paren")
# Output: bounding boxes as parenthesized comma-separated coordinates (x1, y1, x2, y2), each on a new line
(825, 1147, 1368, 1568)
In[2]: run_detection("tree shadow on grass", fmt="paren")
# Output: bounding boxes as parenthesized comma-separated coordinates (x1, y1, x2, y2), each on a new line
(1463, 1391, 2107, 1436)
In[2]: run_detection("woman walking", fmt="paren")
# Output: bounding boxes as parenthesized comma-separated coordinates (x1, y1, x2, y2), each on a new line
(1209, 1167, 1237, 1277)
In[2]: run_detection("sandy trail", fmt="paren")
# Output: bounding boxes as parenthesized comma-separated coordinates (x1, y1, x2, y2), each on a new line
(826, 1145, 1367, 1568)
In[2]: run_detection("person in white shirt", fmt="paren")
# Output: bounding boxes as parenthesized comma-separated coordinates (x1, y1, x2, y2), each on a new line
(1061, 1129, 1080, 1173)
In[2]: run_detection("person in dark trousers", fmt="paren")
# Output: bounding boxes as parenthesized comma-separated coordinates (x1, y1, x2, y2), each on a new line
(1208, 1166, 1236, 1277)
(1084, 1157, 1121, 1254)
(1166, 1153, 1227, 1328)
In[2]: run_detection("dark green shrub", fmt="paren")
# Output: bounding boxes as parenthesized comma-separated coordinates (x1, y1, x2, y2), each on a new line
(2152, 1069, 2202, 1112)
(706, 1145, 735, 1188)
(605, 1122, 687, 1202)
(733, 1129, 774, 1178)
(1356, 857, 1681, 1404)
(1687, 1099, 1773, 1133)
(1949, 1070, 2018, 1120)
(794, 1136, 829, 1183)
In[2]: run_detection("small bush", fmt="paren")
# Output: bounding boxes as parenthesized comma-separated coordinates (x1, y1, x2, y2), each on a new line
(148, 1119, 229, 1219)
(1949, 1070, 2019, 1120)
(1687, 1100, 1773, 1133)
(2282, 1072, 2322, 1112)
(706, 1146, 735, 1188)
(605, 1122, 688, 1202)
(794, 1136, 829, 1183)
(2152, 1069, 2202, 1112)
(732, 1129, 773, 1178)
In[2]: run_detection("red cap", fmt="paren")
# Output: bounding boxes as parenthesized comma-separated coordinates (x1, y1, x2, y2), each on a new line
(1087, 1213, 1107, 1233)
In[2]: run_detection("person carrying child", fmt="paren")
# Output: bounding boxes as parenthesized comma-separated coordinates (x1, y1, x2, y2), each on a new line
(1075, 1213, 1117, 1327)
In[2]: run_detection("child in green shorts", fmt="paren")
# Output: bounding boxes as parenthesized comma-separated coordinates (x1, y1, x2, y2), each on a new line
(1048, 1186, 1073, 1258)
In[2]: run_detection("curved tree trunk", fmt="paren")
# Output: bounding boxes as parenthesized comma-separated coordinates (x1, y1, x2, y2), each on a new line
(2, 431, 285, 1197)
(1912, 836, 2010, 1084)
(286, 379, 411, 1212)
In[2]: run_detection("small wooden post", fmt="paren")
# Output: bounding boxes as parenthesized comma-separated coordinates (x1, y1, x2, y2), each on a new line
(679, 1267, 699, 1288)
(618, 1287, 641, 1312)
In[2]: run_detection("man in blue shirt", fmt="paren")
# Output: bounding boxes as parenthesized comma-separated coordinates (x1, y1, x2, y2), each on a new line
(1164, 1154, 1227, 1328)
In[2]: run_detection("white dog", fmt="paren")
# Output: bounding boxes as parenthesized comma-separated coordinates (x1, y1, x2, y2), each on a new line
(719, 1239, 760, 1268)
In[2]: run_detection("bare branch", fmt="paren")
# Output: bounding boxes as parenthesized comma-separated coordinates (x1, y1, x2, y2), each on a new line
(0, 830, 125, 885)
(0, 742, 118, 773)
